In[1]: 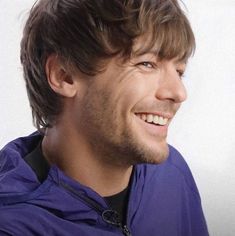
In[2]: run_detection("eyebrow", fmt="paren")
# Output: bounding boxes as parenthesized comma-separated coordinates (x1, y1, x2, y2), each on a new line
(131, 51, 188, 65)
(130, 51, 159, 61)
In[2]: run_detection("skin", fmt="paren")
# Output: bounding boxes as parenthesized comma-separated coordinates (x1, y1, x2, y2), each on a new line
(42, 41, 187, 197)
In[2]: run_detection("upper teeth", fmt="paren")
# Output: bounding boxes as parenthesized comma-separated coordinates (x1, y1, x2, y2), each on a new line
(137, 114, 168, 125)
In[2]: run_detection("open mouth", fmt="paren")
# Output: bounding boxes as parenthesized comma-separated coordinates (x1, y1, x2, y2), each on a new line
(135, 113, 169, 126)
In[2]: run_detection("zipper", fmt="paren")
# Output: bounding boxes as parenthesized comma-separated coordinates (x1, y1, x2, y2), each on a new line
(60, 182, 132, 236)
(122, 225, 132, 236)
(102, 209, 132, 236)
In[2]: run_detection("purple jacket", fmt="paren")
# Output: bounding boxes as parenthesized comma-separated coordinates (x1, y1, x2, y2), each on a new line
(0, 133, 209, 235)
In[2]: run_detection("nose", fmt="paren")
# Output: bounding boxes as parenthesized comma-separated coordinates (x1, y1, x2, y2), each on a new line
(155, 67, 187, 103)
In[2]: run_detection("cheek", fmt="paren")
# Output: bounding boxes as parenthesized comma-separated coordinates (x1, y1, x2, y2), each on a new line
(119, 80, 152, 110)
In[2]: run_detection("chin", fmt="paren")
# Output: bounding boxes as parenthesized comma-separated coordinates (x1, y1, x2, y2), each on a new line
(146, 143, 169, 164)
(145, 135, 169, 158)
(128, 140, 169, 166)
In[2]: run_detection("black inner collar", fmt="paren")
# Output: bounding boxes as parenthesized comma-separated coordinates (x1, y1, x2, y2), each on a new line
(24, 142, 50, 183)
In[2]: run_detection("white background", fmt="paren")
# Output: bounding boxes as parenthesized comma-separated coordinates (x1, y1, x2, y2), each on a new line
(0, 1, 235, 235)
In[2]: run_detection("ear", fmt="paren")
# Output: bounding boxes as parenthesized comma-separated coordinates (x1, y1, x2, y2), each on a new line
(45, 55, 77, 98)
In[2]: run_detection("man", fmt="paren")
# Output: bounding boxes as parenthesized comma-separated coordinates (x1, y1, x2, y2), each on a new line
(0, 0, 209, 235)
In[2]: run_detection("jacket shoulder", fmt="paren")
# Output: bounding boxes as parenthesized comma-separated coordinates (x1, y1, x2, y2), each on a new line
(140, 145, 200, 196)
(166, 145, 200, 196)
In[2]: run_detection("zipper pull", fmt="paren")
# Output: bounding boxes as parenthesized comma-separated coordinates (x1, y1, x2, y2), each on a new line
(102, 209, 121, 226)
(102, 210, 132, 236)
(122, 225, 132, 236)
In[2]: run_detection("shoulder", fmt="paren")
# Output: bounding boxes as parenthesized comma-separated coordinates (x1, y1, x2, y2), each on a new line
(0, 132, 43, 205)
(0, 132, 42, 175)
(134, 146, 209, 236)
(167, 145, 199, 195)
(167, 145, 194, 179)
(139, 145, 200, 196)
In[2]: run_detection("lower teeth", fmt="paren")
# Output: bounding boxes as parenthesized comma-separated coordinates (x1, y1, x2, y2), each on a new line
(145, 121, 161, 126)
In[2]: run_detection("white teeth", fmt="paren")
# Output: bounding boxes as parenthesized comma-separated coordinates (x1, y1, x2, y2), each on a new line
(138, 113, 168, 126)
(164, 118, 168, 125)
(159, 117, 164, 125)
(141, 114, 147, 121)
(146, 114, 153, 123)
(153, 115, 159, 124)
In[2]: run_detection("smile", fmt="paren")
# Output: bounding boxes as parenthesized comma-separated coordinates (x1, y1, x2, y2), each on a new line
(135, 113, 169, 126)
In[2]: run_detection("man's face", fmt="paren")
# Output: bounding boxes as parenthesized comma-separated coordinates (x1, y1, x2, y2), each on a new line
(74, 49, 187, 167)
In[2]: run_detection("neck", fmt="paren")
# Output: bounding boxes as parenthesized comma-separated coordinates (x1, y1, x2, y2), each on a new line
(42, 125, 133, 197)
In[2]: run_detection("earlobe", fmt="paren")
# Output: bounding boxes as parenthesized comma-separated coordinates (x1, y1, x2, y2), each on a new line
(45, 55, 77, 98)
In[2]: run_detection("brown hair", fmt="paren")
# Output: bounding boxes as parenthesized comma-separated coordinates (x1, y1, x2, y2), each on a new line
(21, 0, 195, 131)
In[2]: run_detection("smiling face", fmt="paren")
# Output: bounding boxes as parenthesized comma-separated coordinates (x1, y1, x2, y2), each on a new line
(73, 47, 187, 167)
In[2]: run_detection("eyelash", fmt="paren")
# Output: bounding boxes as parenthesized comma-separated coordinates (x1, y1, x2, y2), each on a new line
(137, 61, 156, 69)
(137, 61, 185, 78)
(177, 70, 185, 78)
